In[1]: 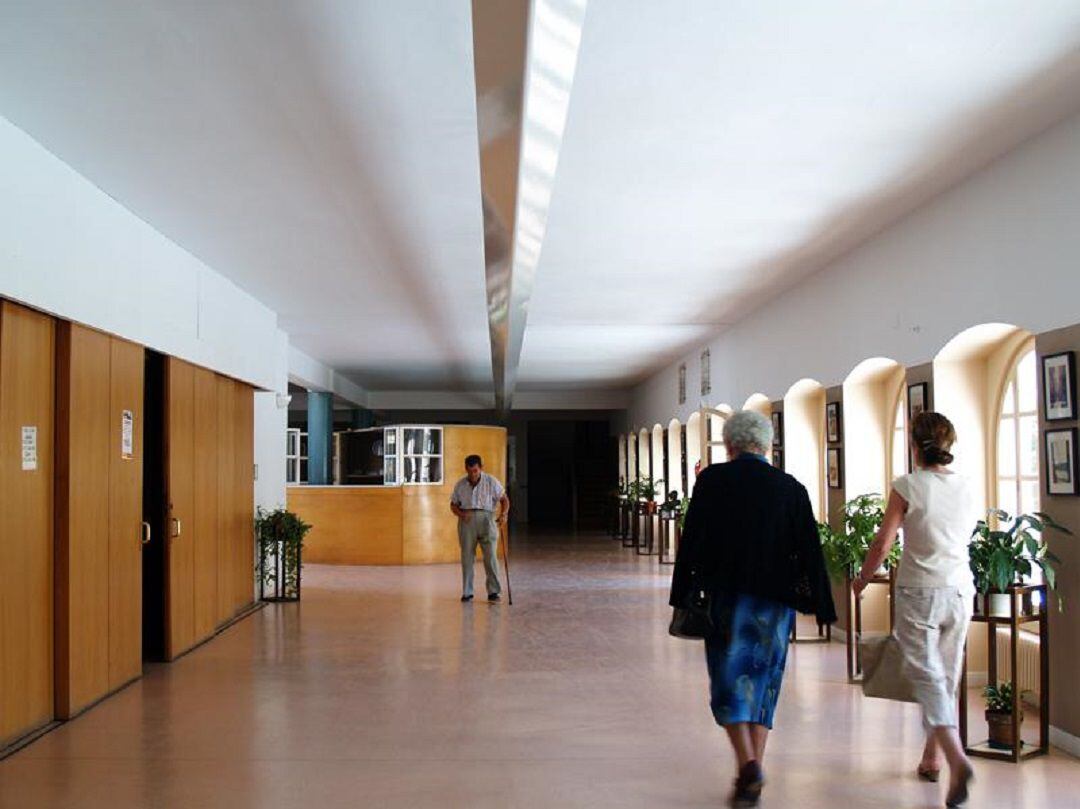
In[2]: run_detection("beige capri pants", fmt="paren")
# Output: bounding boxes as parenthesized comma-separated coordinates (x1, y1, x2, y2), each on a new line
(894, 586, 973, 728)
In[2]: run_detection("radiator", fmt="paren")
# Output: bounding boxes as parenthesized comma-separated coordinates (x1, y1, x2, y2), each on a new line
(993, 628, 1041, 706)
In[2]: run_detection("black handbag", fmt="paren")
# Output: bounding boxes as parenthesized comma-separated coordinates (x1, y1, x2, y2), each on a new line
(668, 573, 715, 640)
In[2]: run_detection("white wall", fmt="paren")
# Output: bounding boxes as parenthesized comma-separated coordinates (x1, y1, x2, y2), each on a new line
(629, 110, 1080, 431)
(0, 115, 289, 515)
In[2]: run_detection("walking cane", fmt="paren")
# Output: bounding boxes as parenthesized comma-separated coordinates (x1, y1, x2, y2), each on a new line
(501, 518, 514, 605)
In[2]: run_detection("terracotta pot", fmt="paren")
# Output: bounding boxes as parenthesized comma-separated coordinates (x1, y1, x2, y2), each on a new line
(986, 710, 1021, 750)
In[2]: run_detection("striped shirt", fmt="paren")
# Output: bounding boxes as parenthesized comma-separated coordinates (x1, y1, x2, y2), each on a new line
(451, 472, 505, 512)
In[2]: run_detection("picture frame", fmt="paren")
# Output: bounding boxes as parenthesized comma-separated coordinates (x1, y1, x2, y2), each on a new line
(908, 382, 928, 421)
(827, 447, 842, 489)
(771, 411, 783, 447)
(826, 401, 842, 444)
(772, 447, 783, 470)
(1045, 428, 1078, 496)
(1042, 351, 1076, 422)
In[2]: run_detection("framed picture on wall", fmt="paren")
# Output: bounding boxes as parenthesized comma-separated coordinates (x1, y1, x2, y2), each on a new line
(826, 401, 842, 443)
(827, 448, 842, 489)
(771, 411, 783, 446)
(908, 382, 928, 420)
(772, 448, 783, 470)
(1045, 428, 1078, 496)
(1043, 351, 1076, 421)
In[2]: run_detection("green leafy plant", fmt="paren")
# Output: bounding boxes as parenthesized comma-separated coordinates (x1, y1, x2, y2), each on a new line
(678, 496, 690, 532)
(969, 509, 1071, 596)
(636, 475, 664, 501)
(256, 507, 312, 600)
(983, 681, 1027, 713)
(818, 493, 900, 581)
(625, 479, 641, 501)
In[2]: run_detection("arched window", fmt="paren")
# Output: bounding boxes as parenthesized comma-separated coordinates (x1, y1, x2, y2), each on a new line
(996, 348, 1039, 519)
(891, 394, 907, 480)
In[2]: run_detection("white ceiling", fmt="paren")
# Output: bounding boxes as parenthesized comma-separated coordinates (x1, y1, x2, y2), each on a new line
(3, 2, 1080, 401)
(518, 0, 1080, 390)
(0, 1, 491, 391)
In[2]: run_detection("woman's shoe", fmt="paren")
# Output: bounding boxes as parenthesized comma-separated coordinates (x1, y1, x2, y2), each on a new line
(728, 761, 764, 808)
(945, 764, 974, 807)
(916, 765, 940, 782)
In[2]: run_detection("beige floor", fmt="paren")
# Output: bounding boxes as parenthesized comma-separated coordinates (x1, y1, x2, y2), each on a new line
(1, 530, 1078, 808)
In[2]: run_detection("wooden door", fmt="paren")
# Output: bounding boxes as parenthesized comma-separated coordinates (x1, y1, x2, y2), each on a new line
(192, 367, 219, 640)
(0, 302, 55, 746)
(232, 380, 254, 615)
(54, 323, 110, 717)
(215, 375, 236, 624)
(108, 337, 144, 688)
(165, 357, 195, 659)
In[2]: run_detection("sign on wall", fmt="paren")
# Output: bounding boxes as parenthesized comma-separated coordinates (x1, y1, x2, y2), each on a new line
(678, 363, 686, 405)
(121, 410, 134, 459)
(700, 348, 711, 397)
(21, 425, 37, 471)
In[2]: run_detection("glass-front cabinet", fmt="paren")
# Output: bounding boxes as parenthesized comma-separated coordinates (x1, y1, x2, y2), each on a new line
(320, 425, 443, 486)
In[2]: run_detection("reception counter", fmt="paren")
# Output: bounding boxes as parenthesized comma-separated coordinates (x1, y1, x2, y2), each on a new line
(287, 425, 507, 565)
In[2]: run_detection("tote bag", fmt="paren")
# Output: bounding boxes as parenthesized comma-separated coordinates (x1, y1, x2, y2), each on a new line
(860, 634, 917, 703)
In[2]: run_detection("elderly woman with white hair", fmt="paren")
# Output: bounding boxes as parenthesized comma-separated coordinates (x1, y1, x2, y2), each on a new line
(670, 410, 835, 808)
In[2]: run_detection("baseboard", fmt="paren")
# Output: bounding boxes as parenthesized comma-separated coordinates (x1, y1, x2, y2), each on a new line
(1050, 726, 1080, 758)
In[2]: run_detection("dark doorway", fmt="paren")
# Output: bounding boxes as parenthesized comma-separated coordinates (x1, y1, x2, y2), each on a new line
(142, 350, 167, 662)
(526, 420, 617, 530)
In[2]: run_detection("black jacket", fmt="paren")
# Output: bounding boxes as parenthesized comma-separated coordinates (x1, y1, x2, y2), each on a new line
(669, 455, 837, 626)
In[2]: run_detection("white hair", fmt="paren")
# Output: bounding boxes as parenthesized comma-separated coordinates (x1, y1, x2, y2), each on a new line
(722, 410, 773, 455)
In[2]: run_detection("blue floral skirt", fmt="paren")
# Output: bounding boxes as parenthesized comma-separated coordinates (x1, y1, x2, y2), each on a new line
(704, 591, 795, 729)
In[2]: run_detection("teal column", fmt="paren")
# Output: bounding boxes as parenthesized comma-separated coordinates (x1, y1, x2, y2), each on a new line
(307, 391, 333, 485)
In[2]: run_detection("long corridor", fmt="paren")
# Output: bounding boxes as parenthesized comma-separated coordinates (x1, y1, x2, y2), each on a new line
(0, 531, 1076, 808)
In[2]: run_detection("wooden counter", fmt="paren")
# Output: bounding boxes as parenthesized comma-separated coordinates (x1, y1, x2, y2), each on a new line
(289, 425, 507, 566)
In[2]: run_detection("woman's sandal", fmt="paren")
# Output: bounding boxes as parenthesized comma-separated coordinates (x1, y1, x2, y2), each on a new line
(945, 764, 974, 807)
(916, 765, 940, 783)
(729, 761, 764, 808)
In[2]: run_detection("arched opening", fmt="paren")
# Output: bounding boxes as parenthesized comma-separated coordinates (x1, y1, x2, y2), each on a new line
(651, 424, 665, 495)
(743, 393, 772, 418)
(637, 427, 651, 487)
(842, 358, 906, 499)
(686, 412, 702, 495)
(705, 403, 734, 465)
(783, 379, 826, 520)
(617, 434, 627, 490)
(627, 432, 638, 488)
(667, 419, 684, 499)
(934, 322, 1035, 680)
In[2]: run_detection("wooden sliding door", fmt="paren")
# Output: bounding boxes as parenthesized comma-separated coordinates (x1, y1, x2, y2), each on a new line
(55, 325, 145, 717)
(164, 359, 254, 660)
(0, 302, 55, 747)
(165, 357, 196, 658)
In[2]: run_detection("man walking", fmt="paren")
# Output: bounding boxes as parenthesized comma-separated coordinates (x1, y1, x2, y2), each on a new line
(450, 454, 510, 602)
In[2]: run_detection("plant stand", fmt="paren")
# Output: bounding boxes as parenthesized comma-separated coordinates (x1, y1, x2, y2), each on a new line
(658, 512, 679, 565)
(611, 495, 626, 539)
(845, 568, 896, 681)
(618, 497, 633, 544)
(259, 538, 302, 602)
(960, 584, 1049, 762)
(636, 501, 658, 556)
(789, 618, 831, 644)
(623, 501, 640, 548)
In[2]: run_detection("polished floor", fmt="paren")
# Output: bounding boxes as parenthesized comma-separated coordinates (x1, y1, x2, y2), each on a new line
(1, 530, 1078, 808)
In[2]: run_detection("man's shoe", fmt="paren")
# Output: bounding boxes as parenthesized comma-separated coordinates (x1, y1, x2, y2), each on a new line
(488, 593, 501, 602)
(461, 594, 474, 602)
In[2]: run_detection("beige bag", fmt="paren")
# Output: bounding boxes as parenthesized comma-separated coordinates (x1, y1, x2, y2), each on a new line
(860, 634, 918, 703)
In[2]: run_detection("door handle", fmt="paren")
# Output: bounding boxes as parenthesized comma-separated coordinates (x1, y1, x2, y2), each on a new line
(169, 517, 182, 539)
(141, 521, 151, 547)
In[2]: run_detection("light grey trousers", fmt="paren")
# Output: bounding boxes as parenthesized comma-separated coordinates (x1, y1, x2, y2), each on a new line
(894, 586, 972, 728)
(458, 511, 501, 598)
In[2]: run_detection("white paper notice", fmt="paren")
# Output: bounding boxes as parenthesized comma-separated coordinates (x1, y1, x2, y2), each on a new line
(121, 410, 134, 459)
(21, 426, 37, 471)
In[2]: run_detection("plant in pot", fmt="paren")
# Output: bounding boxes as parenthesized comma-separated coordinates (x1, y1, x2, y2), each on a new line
(819, 494, 900, 582)
(969, 509, 1071, 617)
(983, 681, 1029, 750)
(256, 506, 312, 602)
(637, 475, 665, 514)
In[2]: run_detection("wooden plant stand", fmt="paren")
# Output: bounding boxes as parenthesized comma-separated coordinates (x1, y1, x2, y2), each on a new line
(960, 584, 1049, 763)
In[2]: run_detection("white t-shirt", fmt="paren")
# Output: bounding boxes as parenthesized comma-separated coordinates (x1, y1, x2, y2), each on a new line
(892, 470, 975, 593)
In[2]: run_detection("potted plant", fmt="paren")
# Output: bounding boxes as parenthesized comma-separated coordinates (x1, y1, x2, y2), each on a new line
(984, 681, 1027, 750)
(677, 495, 690, 532)
(969, 510, 1071, 617)
(819, 494, 900, 582)
(637, 475, 665, 514)
(256, 506, 312, 602)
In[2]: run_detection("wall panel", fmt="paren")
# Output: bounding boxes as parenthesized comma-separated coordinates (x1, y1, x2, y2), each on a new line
(192, 367, 219, 640)
(165, 358, 195, 659)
